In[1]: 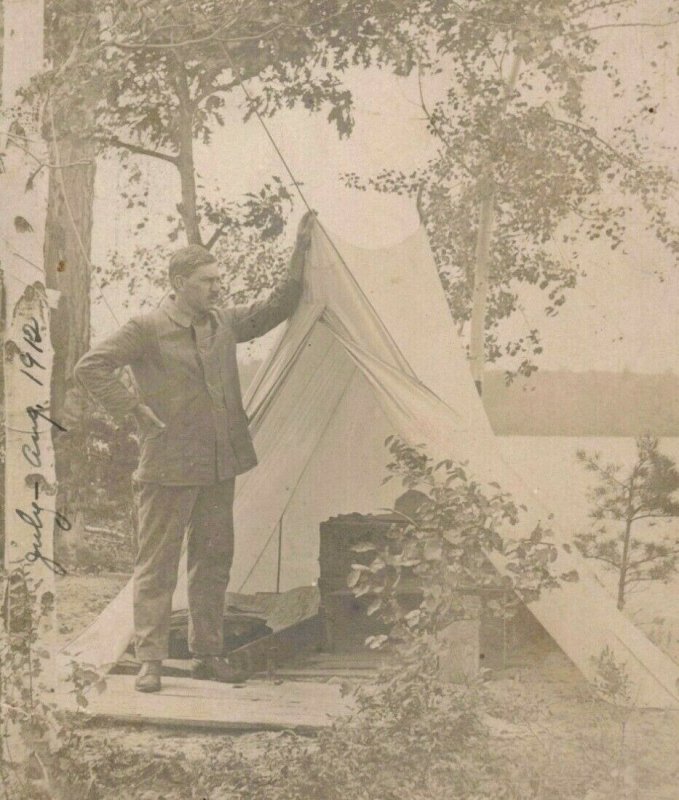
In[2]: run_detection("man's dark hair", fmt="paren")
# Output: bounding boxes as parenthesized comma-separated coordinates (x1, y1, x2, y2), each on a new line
(168, 244, 216, 283)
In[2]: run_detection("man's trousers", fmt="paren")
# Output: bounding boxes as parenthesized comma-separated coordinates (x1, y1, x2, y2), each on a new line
(132, 479, 236, 662)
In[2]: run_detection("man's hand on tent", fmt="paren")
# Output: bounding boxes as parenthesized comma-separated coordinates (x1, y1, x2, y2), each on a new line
(289, 210, 316, 281)
(295, 210, 316, 252)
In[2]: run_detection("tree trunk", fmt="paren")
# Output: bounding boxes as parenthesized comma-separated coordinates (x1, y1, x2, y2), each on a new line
(177, 124, 201, 245)
(617, 516, 633, 610)
(2, 0, 57, 736)
(173, 61, 202, 245)
(42, 4, 98, 542)
(44, 134, 96, 418)
(469, 177, 494, 395)
(618, 473, 636, 610)
(468, 53, 522, 395)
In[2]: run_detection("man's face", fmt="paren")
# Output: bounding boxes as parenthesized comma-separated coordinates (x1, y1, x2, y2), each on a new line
(174, 262, 221, 314)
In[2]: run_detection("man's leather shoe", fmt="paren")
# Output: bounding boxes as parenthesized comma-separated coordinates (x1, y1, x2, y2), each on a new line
(190, 655, 248, 683)
(135, 660, 162, 693)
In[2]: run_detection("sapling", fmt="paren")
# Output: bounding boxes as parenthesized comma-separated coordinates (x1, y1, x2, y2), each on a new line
(575, 436, 679, 610)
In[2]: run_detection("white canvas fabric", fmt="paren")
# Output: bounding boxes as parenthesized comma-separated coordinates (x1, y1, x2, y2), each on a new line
(60, 223, 679, 708)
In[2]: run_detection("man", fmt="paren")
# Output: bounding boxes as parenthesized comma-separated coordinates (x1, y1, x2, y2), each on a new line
(74, 212, 315, 692)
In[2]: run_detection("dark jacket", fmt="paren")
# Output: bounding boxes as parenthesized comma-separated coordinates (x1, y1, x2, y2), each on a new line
(74, 273, 302, 485)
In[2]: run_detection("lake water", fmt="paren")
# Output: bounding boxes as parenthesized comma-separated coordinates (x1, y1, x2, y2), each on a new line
(498, 436, 679, 626)
(497, 436, 679, 530)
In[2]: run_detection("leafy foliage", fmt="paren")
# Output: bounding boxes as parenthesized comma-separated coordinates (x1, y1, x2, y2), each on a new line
(0, 567, 104, 799)
(29, 1, 678, 377)
(348, 436, 572, 664)
(343, 0, 679, 379)
(575, 435, 679, 609)
(57, 392, 139, 523)
(96, 182, 295, 309)
(31, 0, 427, 246)
(0, 437, 665, 800)
(592, 645, 632, 706)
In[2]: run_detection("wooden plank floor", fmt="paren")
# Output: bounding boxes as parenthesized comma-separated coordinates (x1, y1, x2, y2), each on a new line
(114, 650, 385, 679)
(113, 658, 378, 682)
(267, 651, 384, 680)
(55, 675, 352, 733)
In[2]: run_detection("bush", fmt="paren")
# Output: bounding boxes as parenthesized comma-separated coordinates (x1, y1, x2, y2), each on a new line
(236, 438, 582, 800)
(58, 397, 139, 528)
(54, 392, 138, 573)
(0, 568, 101, 800)
(348, 437, 569, 657)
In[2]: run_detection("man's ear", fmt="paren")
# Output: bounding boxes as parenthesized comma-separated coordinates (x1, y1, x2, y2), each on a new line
(171, 274, 185, 293)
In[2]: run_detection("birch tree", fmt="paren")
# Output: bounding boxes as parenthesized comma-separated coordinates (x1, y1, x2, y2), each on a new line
(1, 1, 63, 780)
(344, 0, 679, 389)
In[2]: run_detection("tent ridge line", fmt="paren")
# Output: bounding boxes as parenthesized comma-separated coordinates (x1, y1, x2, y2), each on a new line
(246, 303, 326, 429)
(326, 322, 469, 429)
(314, 229, 418, 380)
(319, 304, 417, 382)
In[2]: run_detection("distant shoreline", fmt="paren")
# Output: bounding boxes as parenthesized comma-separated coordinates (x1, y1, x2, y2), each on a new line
(483, 370, 679, 437)
(240, 360, 679, 437)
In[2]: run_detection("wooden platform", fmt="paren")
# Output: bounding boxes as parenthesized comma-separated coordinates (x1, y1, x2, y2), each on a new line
(56, 675, 352, 733)
(114, 651, 383, 681)
(264, 651, 383, 680)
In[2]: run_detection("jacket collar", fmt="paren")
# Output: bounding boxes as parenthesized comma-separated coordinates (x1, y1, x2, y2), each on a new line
(161, 295, 212, 328)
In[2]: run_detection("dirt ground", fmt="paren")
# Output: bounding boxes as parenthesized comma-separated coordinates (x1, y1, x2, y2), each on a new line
(56, 572, 131, 649)
(482, 674, 679, 800)
(54, 573, 679, 800)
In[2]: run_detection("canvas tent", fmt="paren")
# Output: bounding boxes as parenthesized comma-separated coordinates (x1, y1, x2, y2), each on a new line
(59, 222, 679, 709)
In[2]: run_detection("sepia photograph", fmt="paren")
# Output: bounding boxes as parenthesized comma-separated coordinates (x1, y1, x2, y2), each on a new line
(2, 1, 679, 798)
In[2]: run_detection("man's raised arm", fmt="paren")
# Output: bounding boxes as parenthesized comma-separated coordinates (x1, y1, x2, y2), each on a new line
(229, 211, 315, 343)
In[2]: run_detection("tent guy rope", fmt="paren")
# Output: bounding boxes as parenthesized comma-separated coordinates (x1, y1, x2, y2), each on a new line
(218, 42, 379, 291)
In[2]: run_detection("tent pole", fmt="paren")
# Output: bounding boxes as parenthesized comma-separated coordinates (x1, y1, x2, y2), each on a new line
(276, 517, 283, 594)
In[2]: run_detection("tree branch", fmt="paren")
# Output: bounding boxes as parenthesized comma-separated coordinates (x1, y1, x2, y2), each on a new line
(106, 13, 240, 51)
(195, 79, 240, 106)
(570, 18, 679, 37)
(205, 225, 227, 251)
(579, 551, 620, 569)
(626, 574, 669, 583)
(629, 551, 679, 570)
(544, 108, 639, 171)
(107, 21, 287, 51)
(580, 454, 629, 491)
(5, 133, 93, 172)
(416, 64, 477, 179)
(416, 182, 427, 224)
(417, 64, 453, 152)
(109, 137, 178, 165)
(573, 0, 628, 15)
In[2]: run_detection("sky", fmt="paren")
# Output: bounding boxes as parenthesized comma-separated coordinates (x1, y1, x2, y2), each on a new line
(90, 6, 679, 373)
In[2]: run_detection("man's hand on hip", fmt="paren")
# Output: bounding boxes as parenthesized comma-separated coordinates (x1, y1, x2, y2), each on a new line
(134, 403, 166, 435)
